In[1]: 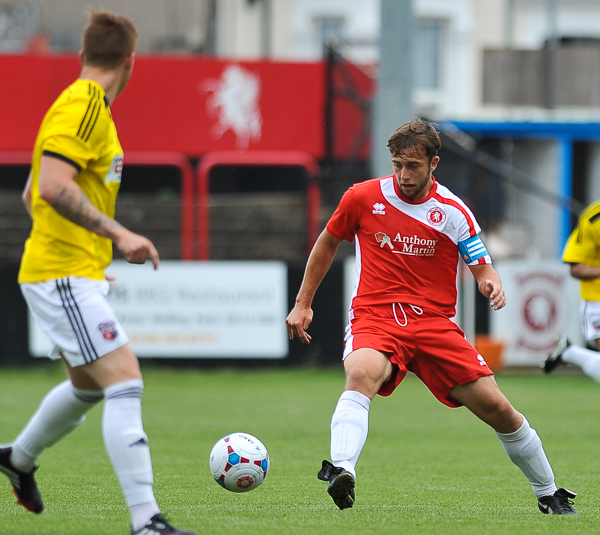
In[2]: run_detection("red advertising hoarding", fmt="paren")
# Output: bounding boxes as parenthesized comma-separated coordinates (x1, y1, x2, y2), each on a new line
(0, 55, 334, 158)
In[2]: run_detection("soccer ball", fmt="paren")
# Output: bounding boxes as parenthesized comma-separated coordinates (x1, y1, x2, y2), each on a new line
(209, 432, 270, 492)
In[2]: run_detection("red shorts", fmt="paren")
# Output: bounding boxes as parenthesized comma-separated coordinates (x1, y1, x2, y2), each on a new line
(343, 304, 493, 408)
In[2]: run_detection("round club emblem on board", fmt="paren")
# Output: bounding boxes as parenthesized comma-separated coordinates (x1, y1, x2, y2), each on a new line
(427, 207, 446, 226)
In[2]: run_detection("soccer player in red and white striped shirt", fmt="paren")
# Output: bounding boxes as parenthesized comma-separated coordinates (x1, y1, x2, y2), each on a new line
(286, 119, 576, 515)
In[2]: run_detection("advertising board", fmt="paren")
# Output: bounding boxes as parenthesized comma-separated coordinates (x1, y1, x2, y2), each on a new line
(29, 261, 288, 358)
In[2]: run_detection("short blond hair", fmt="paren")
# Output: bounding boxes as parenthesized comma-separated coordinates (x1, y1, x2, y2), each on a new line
(82, 11, 138, 69)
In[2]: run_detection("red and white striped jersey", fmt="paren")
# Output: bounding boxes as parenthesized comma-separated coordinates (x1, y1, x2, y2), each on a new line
(326, 176, 492, 318)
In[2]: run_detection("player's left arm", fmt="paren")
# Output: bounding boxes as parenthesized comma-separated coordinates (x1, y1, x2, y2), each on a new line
(469, 263, 506, 311)
(39, 155, 159, 269)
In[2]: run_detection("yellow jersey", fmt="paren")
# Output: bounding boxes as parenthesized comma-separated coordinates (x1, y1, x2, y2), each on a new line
(19, 79, 124, 283)
(562, 199, 600, 301)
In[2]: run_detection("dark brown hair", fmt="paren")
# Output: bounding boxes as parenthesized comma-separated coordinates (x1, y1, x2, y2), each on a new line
(387, 119, 441, 162)
(82, 11, 138, 69)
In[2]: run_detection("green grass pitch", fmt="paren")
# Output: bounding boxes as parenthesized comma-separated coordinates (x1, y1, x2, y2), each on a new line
(1, 364, 599, 535)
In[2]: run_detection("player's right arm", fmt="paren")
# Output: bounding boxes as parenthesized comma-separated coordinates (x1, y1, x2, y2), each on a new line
(562, 208, 600, 280)
(286, 229, 343, 344)
(39, 155, 159, 269)
(568, 263, 600, 281)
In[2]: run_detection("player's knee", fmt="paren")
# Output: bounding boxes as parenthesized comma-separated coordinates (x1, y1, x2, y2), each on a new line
(345, 367, 383, 396)
(491, 404, 523, 434)
(490, 396, 515, 418)
(475, 393, 517, 428)
(344, 352, 391, 393)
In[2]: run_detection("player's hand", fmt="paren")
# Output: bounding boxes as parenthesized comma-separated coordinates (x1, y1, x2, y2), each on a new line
(115, 229, 160, 270)
(483, 279, 506, 311)
(286, 304, 313, 344)
(105, 273, 117, 292)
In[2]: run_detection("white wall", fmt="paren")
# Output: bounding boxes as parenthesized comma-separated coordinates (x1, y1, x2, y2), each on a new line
(216, 0, 264, 58)
(513, 0, 600, 49)
(287, 0, 379, 62)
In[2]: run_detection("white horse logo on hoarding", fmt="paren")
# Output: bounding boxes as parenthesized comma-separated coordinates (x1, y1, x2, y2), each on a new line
(201, 65, 262, 150)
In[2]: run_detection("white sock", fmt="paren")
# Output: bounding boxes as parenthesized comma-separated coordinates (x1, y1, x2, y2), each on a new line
(130, 502, 161, 530)
(11, 380, 102, 472)
(330, 390, 371, 477)
(496, 415, 557, 498)
(562, 345, 600, 383)
(102, 379, 159, 530)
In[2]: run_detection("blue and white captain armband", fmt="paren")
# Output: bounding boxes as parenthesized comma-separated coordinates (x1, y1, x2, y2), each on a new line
(458, 235, 489, 263)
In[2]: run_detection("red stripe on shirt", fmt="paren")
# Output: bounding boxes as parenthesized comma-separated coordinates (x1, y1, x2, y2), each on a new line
(433, 193, 477, 237)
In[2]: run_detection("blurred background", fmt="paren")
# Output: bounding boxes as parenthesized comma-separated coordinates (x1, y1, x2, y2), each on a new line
(0, 0, 598, 368)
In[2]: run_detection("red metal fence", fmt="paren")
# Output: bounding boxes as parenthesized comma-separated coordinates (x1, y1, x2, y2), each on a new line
(0, 151, 320, 261)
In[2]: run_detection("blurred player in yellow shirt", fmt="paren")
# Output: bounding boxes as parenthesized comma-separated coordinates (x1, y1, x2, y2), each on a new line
(0, 11, 196, 535)
(545, 199, 600, 382)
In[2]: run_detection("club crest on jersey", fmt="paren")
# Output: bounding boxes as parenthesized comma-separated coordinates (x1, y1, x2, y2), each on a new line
(426, 207, 446, 226)
(105, 155, 124, 185)
(372, 202, 386, 215)
(98, 321, 119, 340)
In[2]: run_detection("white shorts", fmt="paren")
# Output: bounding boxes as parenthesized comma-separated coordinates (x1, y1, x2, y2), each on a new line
(21, 276, 129, 367)
(581, 300, 600, 342)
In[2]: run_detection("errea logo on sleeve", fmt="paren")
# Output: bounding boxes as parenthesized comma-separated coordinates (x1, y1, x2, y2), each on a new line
(105, 155, 124, 184)
(372, 203, 386, 215)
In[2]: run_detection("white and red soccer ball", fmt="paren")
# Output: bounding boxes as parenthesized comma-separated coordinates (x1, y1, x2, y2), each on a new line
(209, 432, 269, 492)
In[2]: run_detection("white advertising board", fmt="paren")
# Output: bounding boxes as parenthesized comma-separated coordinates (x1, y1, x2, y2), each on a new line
(491, 260, 583, 366)
(29, 260, 288, 358)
